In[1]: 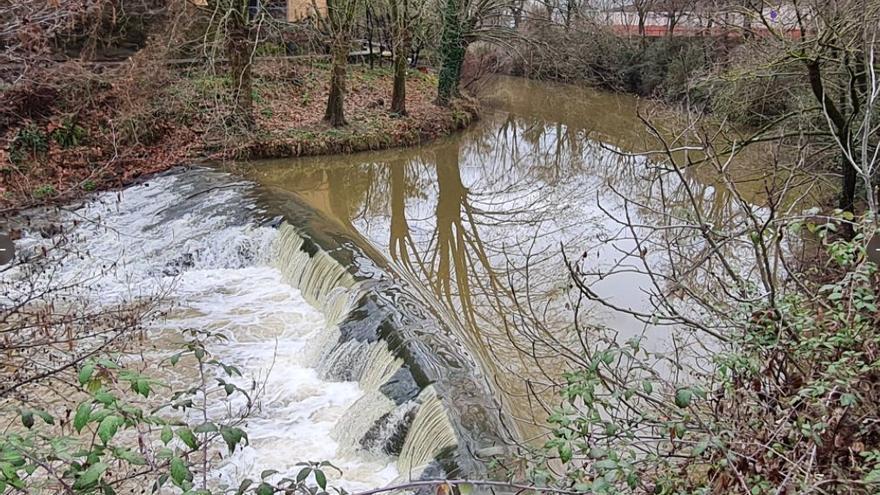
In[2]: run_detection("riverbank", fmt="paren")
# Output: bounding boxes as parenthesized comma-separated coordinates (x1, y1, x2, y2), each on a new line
(0, 62, 477, 212)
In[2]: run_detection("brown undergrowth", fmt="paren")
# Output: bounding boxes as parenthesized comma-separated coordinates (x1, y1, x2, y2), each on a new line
(222, 62, 478, 159)
(0, 60, 476, 212)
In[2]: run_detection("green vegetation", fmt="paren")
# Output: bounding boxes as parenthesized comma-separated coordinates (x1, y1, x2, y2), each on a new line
(0, 327, 338, 494)
(528, 219, 879, 494)
(2, 0, 879, 494)
(10, 125, 49, 164)
(51, 119, 88, 149)
(31, 184, 56, 199)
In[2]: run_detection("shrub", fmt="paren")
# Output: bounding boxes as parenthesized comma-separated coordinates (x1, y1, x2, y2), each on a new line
(511, 25, 730, 103)
(32, 184, 56, 198)
(9, 125, 49, 163)
(529, 218, 880, 494)
(50, 118, 88, 148)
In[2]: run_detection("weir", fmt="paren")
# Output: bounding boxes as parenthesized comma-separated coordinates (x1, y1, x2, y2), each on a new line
(263, 196, 514, 480)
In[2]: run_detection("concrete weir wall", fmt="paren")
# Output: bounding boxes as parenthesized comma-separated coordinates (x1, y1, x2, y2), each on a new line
(262, 189, 514, 481)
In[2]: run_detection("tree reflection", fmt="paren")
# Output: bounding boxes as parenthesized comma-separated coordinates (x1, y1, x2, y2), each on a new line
(246, 78, 819, 446)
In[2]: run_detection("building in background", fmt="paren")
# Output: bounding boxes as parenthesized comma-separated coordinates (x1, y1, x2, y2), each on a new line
(188, 0, 326, 22)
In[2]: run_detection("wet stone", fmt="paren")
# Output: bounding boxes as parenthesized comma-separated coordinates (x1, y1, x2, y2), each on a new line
(360, 403, 418, 455)
(380, 367, 420, 405)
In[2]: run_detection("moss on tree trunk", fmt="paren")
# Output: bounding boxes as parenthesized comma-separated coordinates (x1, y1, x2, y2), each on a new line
(389, 0, 410, 115)
(391, 41, 409, 115)
(436, 0, 466, 107)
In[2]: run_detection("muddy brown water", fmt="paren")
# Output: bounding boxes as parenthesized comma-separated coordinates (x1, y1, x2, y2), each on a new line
(241, 76, 829, 445)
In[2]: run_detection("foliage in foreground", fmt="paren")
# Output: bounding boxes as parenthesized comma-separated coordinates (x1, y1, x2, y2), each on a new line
(0, 328, 340, 494)
(0, 231, 338, 494)
(530, 220, 880, 494)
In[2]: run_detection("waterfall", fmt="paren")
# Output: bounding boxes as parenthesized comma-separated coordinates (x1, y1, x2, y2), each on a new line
(331, 343, 402, 454)
(273, 223, 359, 327)
(397, 386, 458, 477)
(269, 221, 461, 477)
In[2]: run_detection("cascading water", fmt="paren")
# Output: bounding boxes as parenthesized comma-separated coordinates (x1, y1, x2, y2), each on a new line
(268, 223, 465, 477)
(8, 167, 501, 492)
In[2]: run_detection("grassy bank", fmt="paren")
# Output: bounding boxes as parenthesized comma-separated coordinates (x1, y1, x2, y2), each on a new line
(0, 62, 476, 211)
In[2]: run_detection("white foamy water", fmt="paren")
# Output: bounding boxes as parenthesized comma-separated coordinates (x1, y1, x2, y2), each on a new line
(9, 169, 398, 490)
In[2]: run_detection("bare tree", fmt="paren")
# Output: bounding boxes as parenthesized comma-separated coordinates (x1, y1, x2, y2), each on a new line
(385, 0, 429, 114)
(310, 0, 362, 126)
(717, 0, 880, 229)
(436, 0, 517, 105)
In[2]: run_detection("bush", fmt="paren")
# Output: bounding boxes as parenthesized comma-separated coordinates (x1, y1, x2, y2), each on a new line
(512, 24, 724, 103)
(527, 218, 880, 494)
(50, 118, 88, 148)
(9, 125, 49, 163)
(32, 184, 56, 198)
(1, 230, 342, 494)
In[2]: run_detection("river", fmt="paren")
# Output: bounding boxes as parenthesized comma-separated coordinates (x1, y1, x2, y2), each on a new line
(3, 76, 828, 491)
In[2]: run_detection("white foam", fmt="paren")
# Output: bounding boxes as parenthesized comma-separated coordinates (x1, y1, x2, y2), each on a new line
(162, 267, 399, 490)
(8, 170, 398, 490)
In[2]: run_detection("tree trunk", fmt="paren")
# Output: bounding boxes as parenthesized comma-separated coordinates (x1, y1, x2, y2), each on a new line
(512, 3, 522, 29)
(839, 149, 857, 214)
(391, 44, 408, 114)
(410, 44, 422, 67)
(436, 0, 466, 107)
(366, 7, 375, 69)
(227, 12, 254, 129)
(564, 1, 572, 30)
(390, 0, 410, 115)
(805, 60, 857, 230)
(324, 40, 348, 127)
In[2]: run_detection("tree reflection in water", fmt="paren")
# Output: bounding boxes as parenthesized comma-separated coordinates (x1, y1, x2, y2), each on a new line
(244, 77, 832, 446)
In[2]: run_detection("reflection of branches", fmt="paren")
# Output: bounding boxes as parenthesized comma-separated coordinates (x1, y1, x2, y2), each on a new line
(389, 160, 427, 274)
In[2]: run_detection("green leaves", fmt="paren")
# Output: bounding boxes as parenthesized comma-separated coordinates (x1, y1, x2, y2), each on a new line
(220, 426, 247, 454)
(34, 410, 54, 425)
(296, 467, 311, 482)
(94, 390, 116, 406)
(674, 387, 705, 408)
(74, 403, 92, 433)
(176, 427, 199, 450)
(314, 469, 327, 490)
(73, 462, 107, 489)
(118, 370, 159, 398)
(19, 409, 52, 429)
(236, 479, 254, 495)
(193, 422, 218, 433)
(558, 443, 573, 463)
(113, 447, 147, 466)
(674, 388, 693, 408)
(0, 321, 276, 495)
(161, 425, 173, 445)
(79, 361, 96, 385)
(169, 456, 192, 488)
(97, 415, 123, 445)
(20, 411, 33, 429)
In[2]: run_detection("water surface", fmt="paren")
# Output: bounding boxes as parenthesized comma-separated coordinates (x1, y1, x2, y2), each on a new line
(244, 76, 827, 442)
